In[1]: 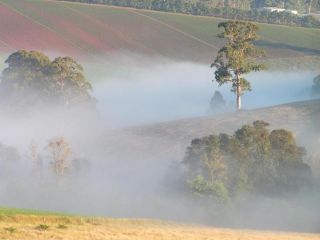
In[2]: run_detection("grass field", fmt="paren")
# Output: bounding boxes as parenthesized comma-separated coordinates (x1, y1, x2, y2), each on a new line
(0, 0, 319, 63)
(0, 207, 66, 216)
(0, 207, 319, 240)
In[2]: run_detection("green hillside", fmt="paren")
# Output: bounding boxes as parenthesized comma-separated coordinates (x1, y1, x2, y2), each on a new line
(0, 0, 319, 64)
(0, 207, 65, 216)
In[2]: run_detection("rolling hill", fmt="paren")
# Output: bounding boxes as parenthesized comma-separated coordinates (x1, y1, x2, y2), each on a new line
(0, 0, 320, 64)
(102, 99, 320, 176)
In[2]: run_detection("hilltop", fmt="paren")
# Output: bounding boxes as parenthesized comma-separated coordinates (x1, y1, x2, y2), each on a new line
(0, 0, 319, 65)
(103, 99, 320, 165)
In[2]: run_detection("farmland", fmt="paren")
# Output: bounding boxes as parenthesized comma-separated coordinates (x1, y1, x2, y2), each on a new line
(0, 0, 319, 64)
(0, 1, 320, 238)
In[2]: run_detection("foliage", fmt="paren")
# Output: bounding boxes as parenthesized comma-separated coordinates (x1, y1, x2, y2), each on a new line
(35, 224, 50, 231)
(183, 121, 312, 202)
(49, 57, 94, 106)
(60, 0, 320, 28)
(0, 50, 95, 110)
(212, 21, 266, 110)
(188, 175, 230, 203)
(210, 91, 226, 112)
(312, 74, 320, 95)
(57, 224, 68, 229)
(4, 227, 16, 234)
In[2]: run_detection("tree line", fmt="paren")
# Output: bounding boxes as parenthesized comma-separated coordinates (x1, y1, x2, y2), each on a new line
(59, 0, 320, 28)
(0, 137, 81, 177)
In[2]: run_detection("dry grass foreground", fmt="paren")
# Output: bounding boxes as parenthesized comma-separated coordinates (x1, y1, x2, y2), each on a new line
(0, 215, 319, 240)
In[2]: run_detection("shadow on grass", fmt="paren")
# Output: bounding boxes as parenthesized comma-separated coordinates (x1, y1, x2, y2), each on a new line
(255, 40, 320, 56)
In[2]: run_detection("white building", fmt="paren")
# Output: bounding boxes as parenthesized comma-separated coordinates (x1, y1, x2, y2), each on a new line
(262, 7, 298, 15)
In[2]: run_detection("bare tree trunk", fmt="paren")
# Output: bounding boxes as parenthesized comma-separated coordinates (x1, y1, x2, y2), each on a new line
(308, 0, 313, 14)
(236, 74, 242, 110)
(48, 137, 71, 176)
(236, 89, 241, 110)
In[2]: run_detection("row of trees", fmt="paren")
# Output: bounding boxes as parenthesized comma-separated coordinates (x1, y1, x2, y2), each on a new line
(60, 0, 320, 28)
(61, 0, 320, 12)
(0, 50, 95, 111)
(182, 121, 312, 203)
(1, 137, 76, 177)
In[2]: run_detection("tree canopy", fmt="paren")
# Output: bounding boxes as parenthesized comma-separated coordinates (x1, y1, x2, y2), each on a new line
(212, 21, 266, 110)
(0, 50, 95, 110)
(210, 90, 226, 113)
(183, 121, 312, 203)
(312, 74, 320, 95)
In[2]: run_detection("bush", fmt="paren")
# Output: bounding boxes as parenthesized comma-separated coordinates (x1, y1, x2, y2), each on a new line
(35, 224, 49, 231)
(312, 75, 320, 95)
(57, 224, 68, 229)
(4, 227, 16, 234)
(183, 121, 312, 202)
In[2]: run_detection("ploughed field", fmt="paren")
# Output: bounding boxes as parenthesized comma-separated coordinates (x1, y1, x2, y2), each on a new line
(0, 0, 320, 63)
(0, 208, 319, 240)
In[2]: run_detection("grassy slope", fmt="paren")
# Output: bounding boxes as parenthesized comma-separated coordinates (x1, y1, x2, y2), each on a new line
(102, 99, 320, 183)
(0, 0, 319, 64)
(141, 10, 320, 50)
(103, 100, 320, 165)
(0, 208, 319, 240)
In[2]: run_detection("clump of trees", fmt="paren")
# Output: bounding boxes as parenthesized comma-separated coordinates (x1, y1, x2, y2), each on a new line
(183, 121, 312, 203)
(30, 137, 77, 177)
(312, 74, 320, 95)
(212, 21, 266, 110)
(0, 50, 95, 111)
(0, 137, 77, 178)
(60, 0, 320, 28)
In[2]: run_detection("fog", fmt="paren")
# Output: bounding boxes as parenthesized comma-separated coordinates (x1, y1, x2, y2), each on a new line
(90, 58, 318, 128)
(0, 54, 319, 233)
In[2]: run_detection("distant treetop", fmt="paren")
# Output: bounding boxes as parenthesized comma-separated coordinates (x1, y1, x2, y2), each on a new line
(0, 50, 95, 111)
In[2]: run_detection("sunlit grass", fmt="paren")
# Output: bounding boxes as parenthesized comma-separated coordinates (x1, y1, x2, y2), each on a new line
(0, 207, 319, 240)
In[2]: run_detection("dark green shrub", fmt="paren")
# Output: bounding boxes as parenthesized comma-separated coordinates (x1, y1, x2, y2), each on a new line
(35, 224, 49, 231)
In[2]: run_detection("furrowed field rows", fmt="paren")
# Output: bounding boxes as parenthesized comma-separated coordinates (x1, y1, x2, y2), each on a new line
(0, 0, 319, 62)
(1, 0, 104, 56)
(60, 1, 215, 60)
(0, 1, 81, 57)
